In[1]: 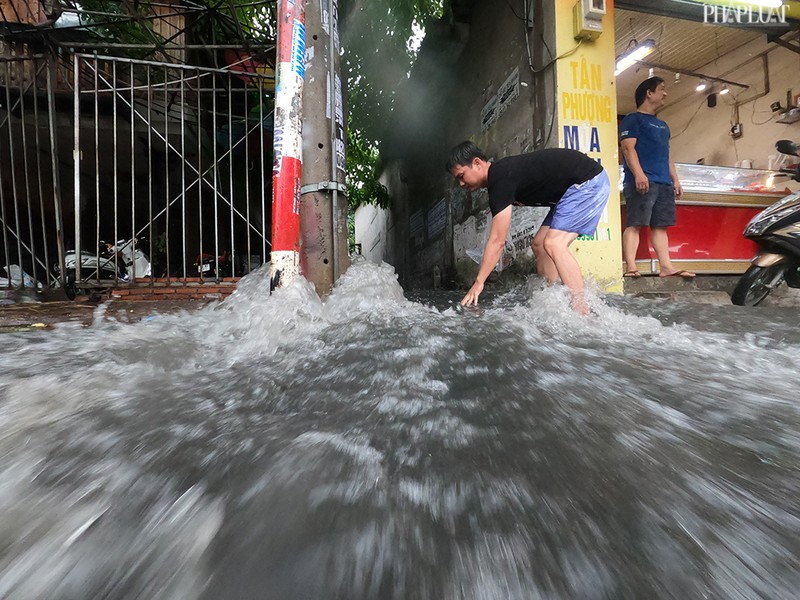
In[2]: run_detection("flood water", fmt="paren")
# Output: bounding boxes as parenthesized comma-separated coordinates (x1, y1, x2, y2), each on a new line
(1, 260, 799, 599)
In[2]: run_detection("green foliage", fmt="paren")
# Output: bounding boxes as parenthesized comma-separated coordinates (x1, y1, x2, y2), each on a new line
(338, 0, 446, 207)
(72, 0, 163, 59)
(339, 0, 446, 147)
(346, 121, 390, 209)
(70, 0, 277, 62)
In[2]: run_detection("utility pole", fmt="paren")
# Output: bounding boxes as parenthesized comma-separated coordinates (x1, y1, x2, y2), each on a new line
(271, 0, 306, 287)
(299, 0, 349, 295)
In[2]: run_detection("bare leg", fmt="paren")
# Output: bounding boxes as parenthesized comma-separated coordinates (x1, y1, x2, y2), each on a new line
(650, 226, 685, 275)
(531, 225, 559, 284)
(542, 228, 587, 314)
(622, 226, 642, 273)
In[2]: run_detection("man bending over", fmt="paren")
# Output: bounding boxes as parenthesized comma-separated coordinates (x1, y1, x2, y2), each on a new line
(446, 141, 610, 314)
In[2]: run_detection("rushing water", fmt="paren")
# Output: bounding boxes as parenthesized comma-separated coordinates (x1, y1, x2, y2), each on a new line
(0, 259, 799, 600)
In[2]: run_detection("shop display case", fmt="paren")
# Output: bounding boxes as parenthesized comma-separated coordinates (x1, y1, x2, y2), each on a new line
(620, 164, 793, 274)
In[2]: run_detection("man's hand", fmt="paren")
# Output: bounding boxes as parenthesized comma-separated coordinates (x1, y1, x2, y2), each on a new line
(635, 173, 649, 194)
(460, 280, 484, 306)
(674, 180, 683, 199)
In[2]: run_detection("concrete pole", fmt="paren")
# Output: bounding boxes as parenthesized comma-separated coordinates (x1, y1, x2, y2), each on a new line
(299, 0, 349, 296)
(271, 0, 307, 287)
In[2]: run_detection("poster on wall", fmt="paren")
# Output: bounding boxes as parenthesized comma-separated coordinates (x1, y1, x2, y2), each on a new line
(463, 206, 545, 272)
(497, 67, 520, 116)
(481, 95, 499, 131)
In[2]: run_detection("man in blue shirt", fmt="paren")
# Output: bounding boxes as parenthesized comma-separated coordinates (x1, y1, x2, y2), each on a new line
(619, 77, 695, 278)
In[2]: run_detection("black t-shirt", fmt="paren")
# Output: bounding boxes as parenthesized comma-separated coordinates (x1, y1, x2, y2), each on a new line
(487, 148, 603, 216)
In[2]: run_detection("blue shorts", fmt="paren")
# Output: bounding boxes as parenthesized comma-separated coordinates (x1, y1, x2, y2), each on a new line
(542, 169, 610, 235)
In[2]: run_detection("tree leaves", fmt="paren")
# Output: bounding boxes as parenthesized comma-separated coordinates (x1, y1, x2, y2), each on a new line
(339, 0, 445, 207)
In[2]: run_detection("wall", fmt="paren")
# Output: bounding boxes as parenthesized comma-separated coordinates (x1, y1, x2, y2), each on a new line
(354, 203, 395, 265)
(657, 35, 800, 169)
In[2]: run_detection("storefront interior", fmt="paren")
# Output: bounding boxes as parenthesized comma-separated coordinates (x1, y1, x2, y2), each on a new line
(613, 4, 800, 274)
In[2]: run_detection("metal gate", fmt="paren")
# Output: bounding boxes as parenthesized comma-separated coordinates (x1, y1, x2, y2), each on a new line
(0, 53, 65, 293)
(70, 53, 273, 292)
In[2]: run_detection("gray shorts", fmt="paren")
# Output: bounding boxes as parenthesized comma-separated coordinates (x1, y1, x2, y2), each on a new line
(623, 181, 676, 228)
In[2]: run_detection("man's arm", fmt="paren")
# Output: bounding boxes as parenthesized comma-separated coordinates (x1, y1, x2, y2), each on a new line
(620, 138, 649, 194)
(460, 206, 512, 306)
(669, 156, 682, 199)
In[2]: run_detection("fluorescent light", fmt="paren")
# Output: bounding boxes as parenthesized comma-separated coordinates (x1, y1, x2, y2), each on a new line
(696, 81, 708, 92)
(614, 39, 656, 76)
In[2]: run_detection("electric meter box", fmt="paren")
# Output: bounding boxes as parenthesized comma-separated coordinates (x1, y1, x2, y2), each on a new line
(573, 0, 606, 41)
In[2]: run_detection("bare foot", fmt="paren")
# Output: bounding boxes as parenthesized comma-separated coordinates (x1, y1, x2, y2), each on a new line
(570, 295, 591, 316)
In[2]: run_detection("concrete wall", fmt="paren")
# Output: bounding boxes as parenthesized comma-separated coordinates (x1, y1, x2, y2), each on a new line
(353, 202, 394, 265)
(656, 35, 800, 170)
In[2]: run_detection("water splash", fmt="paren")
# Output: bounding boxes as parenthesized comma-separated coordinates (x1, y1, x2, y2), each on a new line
(0, 258, 799, 599)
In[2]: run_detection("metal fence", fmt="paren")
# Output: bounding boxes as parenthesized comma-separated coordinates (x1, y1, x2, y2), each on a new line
(0, 53, 65, 292)
(71, 53, 274, 292)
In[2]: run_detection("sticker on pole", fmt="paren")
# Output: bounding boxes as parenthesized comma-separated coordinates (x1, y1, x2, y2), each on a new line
(291, 20, 306, 78)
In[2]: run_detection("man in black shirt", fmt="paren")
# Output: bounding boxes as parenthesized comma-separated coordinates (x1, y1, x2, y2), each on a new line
(446, 141, 610, 314)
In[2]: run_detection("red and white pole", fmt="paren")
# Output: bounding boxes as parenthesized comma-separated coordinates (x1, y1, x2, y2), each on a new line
(271, 0, 307, 286)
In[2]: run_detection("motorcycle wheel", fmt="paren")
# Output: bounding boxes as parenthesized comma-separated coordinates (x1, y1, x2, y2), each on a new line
(731, 263, 786, 306)
(64, 271, 77, 300)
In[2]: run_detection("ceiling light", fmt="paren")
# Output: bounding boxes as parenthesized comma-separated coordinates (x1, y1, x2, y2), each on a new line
(719, 85, 730, 95)
(614, 39, 656, 76)
(696, 81, 708, 92)
(674, 72, 681, 84)
(648, 67, 654, 78)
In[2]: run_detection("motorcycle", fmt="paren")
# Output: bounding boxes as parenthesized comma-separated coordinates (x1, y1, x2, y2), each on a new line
(731, 139, 800, 306)
(194, 250, 231, 279)
(59, 237, 151, 300)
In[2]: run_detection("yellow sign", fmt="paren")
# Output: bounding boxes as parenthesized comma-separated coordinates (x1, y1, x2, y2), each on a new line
(555, 0, 622, 292)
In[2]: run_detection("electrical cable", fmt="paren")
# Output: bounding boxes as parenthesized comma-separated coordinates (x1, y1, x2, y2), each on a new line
(750, 108, 776, 126)
(524, 24, 557, 149)
(520, 0, 581, 149)
(503, 0, 526, 21)
(670, 97, 707, 140)
(526, 35, 582, 74)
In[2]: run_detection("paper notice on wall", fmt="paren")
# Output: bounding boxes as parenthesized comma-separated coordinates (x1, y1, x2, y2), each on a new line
(481, 95, 499, 131)
(498, 67, 520, 115)
(466, 206, 546, 271)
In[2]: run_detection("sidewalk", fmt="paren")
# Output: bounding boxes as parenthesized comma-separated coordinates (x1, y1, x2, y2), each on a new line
(623, 274, 800, 307)
(0, 288, 219, 331)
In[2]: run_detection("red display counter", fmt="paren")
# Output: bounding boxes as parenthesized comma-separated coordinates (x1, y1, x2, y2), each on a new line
(620, 164, 792, 274)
